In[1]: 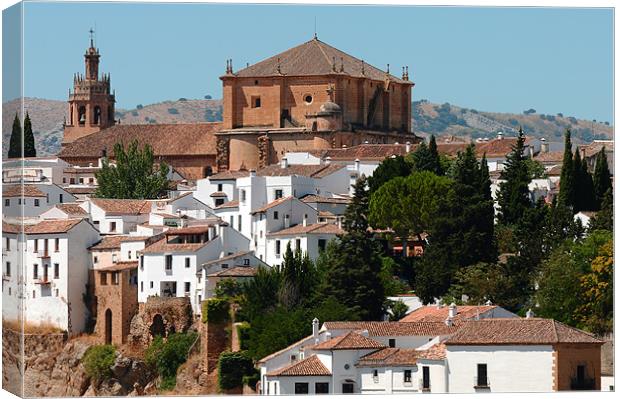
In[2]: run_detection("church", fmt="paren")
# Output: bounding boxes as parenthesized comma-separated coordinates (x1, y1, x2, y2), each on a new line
(60, 34, 421, 178)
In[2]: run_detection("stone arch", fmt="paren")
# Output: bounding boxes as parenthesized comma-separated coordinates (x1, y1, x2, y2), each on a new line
(104, 308, 113, 344)
(150, 314, 166, 338)
(78, 106, 86, 125)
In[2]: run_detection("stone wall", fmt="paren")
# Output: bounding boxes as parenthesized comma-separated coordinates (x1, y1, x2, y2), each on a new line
(554, 343, 602, 391)
(94, 268, 139, 345)
(128, 296, 193, 347)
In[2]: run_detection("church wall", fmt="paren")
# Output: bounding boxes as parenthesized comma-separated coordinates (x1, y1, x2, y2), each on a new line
(228, 136, 261, 171)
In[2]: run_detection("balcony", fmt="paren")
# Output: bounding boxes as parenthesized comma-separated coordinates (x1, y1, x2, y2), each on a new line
(2, 274, 11, 282)
(36, 250, 50, 259)
(34, 277, 51, 285)
(474, 376, 490, 389)
(418, 380, 430, 392)
(571, 378, 595, 390)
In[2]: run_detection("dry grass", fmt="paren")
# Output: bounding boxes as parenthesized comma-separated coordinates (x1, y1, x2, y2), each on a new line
(2, 319, 64, 334)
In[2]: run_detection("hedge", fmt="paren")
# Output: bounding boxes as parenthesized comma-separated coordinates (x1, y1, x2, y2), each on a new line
(218, 351, 255, 391)
(82, 344, 117, 382)
(202, 298, 230, 324)
(236, 322, 251, 351)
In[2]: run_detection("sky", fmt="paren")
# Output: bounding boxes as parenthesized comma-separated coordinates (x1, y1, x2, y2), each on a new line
(3, 2, 614, 123)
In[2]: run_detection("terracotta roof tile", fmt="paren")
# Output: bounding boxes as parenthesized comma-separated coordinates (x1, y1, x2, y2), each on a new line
(97, 261, 138, 271)
(233, 38, 409, 84)
(417, 343, 447, 360)
(90, 198, 151, 215)
(251, 196, 296, 214)
(59, 123, 221, 159)
(141, 236, 210, 253)
(89, 235, 151, 250)
(215, 200, 239, 209)
(356, 347, 419, 367)
(400, 305, 498, 323)
(534, 151, 564, 163)
(63, 167, 100, 174)
(266, 355, 331, 377)
(65, 186, 97, 194)
(301, 194, 351, 204)
(256, 163, 345, 178)
(202, 251, 253, 266)
(267, 223, 344, 237)
(3, 185, 46, 197)
(578, 141, 614, 158)
(55, 203, 89, 216)
(444, 318, 604, 345)
(208, 170, 250, 180)
(311, 144, 412, 161)
(323, 321, 459, 336)
(210, 191, 228, 198)
(207, 266, 258, 277)
(3, 219, 84, 235)
(312, 331, 385, 351)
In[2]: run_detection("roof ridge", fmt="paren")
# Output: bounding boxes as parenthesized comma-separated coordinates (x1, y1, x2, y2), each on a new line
(314, 39, 334, 71)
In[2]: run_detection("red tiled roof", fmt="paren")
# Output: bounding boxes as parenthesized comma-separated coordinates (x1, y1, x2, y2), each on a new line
(141, 236, 210, 254)
(208, 170, 250, 180)
(207, 266, 258, 277)
(444, 318, 604, 345)
(399, 305, 498, 323)
(267, 223, 344, 237)
(3, 185, 46, 197)
(65, 186, 97, 194)
(310, 144, 412, 161)
(210, 191, 227, 198)
(215, 200, 239, 209)
(417, 343, 447, 360)
(90, 198, 151, 215)
(59, 123, 221, 159)
(63, 167, 100, 174)
(312, 331, 385, 351)
(233, 38, 409, 84)
(202, 251, 253, 266)
(55, 203, 89, 216)
(534, 151, 564, 163)
(3, 219, 84, 235)
(323, 321, 459, 336)
(251, 196, 296, 214)
(578, 141, 614, 158)
(164, 225, 215, 235)
(97, 261, 138, 272)
(256, 163, 345, 178)
(356, 347, 419, 367)
(301, 194, 351, 204)
(89, 235, 151, 251)
(266, 355, 331, 377)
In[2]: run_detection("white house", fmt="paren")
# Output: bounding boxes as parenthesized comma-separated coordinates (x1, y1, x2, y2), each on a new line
(3, 184, 76, 220)
(574, 211, 597, 229)
(81, 198, 151, 234)
(2, 218, 100, 334)
(264, 222, 344, 265)
(40, 203, 90, 220)
(200, 250, 268, 298)
(2, 156, 69, 185)
(195, 170, 249, 209)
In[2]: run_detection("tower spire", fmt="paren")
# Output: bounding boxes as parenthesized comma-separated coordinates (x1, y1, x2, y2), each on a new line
(89, 28, 95, 48)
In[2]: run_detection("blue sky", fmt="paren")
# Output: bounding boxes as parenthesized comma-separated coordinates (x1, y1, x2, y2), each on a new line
(4, 2, 614, 122)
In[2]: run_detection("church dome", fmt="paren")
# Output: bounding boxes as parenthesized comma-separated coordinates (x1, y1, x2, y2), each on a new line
(319, 101, 342, 114)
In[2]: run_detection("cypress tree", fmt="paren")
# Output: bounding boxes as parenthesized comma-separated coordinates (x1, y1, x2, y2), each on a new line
(344, 176, 370, 234)
(23, 112, 36, 157)
(558, 129, 574, 208)
(571, 148, 583, 212)
(590, 189, 613, 231)
(428, 135, 443, 175)
(8, 113, 22, 158)
(410, 137, 442, 175)
(580, 156, 596, 211)
(593, 147, 612, 210)
(497, 128, 532, 225)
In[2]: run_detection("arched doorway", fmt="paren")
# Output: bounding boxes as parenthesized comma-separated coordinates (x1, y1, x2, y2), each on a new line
(104, 309, 112, 344)
(150, 314, 166, 338)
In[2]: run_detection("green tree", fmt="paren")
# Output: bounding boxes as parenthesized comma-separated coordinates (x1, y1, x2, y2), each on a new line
(214, 278, 243, 302)
(8, 113, 22, 158)
(579, 155, 596, 212)
(592, 147, 612, 210)
(218, 351, 256, 391)
(239, 266, 282, 322)
(497, 128, 532, 225)
(278, 244, 316, 310)
(409, 136, 442, 175)
(590, 189, 613, 231)
(367, 155, 411, 193)
(388, 300, 409, 321)
(82, 344, 117, 382)
(145, 332, 197, 390)
(95, 140, 170, 199)
(343, 176, 370, 234)
(23, 112, 36, 157)
(558, 129, 575, 207)
(524, 158, 546, 179)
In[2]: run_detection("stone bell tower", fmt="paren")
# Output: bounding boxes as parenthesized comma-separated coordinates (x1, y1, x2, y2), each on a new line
(63, 29, 116, 146)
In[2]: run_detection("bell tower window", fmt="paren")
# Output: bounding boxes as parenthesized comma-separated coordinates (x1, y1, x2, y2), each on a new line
(94, 106, 101, 125)
(78, 106, 86, 125)
(252, 96, 261, 108)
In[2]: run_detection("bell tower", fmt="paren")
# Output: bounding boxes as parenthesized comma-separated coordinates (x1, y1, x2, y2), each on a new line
(63, 29, 116, 146)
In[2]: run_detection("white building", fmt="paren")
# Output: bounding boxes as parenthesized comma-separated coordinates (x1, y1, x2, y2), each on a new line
(200, 250, 268, 298)
(264, 222, 343, 266)
(2, 218, 100, 334)
(3, 184, 76, 220)
(2, 156, 69, 185)
(80, 198, 151, 234)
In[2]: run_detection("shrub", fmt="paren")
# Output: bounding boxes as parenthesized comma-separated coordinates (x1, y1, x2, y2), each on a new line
(178, 97, 188, 102)
(523, 108, 536, 115)
(202, 298, 230, 323)
(218, 351, 255, 391)
(136, 104, 143, 109)
(82, 344, 116, 382)
(204, 95, 212, 99)
(242, 371, 260, 389)
(131, 110, 139, 117)
(145, 332, 198, 390)
(167, 108, 179, 115)
(236, 322, 251, 351)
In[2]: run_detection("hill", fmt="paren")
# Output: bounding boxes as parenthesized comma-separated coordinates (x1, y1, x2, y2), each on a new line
(2, 97, 612, 157)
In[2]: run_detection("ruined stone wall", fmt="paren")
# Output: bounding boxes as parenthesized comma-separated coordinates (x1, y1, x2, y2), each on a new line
(128, 296, 193, 347)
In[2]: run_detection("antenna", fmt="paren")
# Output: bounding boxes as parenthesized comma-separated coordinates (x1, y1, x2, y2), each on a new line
(314, 16, 317, 39)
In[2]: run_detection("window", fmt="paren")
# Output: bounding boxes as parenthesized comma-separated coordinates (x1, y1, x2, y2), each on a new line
(215, 198, 224, 207)
(404, 369, 412, 383)
(318, 239, 327, 252)
(252, 96, 261, 108)
(5, 262, 11, 277)
(141, 281, 144, 292)
(63, 177, 66, 184)
(185, 257, 191, 268)
(229, 215, 234, 226)
(112, 254, 117, 263)
(34, 239, 38, 253)
(275, 240, 281, 257)
(110, 222, 117, 232)
(243, 258, 250, 266)
(388, 339, 396, 348)
(5, 237, 9, 251)
(53, 263, 59, 279)
(128, 251, 132, 259)
(315, 382, 329, 394)
(273, 211, 279, 220)
(296, 239, 301, 250)
(165, 255, 173, 271)
(59, 194, 63, 203)
(100, 272, 107, 285)
(89, 178, 94, 184)
(373, 370, 379, 383)
(294, 383, 309, 394)
(94, 256, 98, 264)
(342, 383, 354, 394)
(222, 263, 229, 269)
(217, 183, 223, 191)
(476, 364, 488, 387)
(275, 189, 283, 199)
(70, 178, 75, 184)
(34, 199, 40, 207)
(54, 238, 59, 252)
(79, 178, 84, 184)
(422, 366, 430, 390)
(33, 264, 39, 279)
(140, 256, 144, 270)
(240, 189, 246, 202)
(304, 94, 313, 104)
(238, 215, 242, 231)
(55, 289, 59, 297)
(18, 198, 22, 205)
(4, 199, 9, 207)
(150, 281, 154, 289)
(185, 282, 191, 293)
(112, 272, 119, 285)
(33, 290, 36, 298)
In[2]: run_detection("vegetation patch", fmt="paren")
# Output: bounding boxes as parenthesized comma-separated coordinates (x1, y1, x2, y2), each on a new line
(145, 332, 198, 390)
(201, 298, 230, 324)
(217, 351, 255, 391)
(82, 344, 117, 382)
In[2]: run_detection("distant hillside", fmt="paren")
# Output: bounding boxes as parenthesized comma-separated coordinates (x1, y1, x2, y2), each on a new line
(2, 97, 612, 157)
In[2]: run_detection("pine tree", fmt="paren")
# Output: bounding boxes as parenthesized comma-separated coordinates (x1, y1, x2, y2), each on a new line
(343, 176, 370, 234)
(367, 155, 411, 193)
(428, 135, 443, 175)
(593, 147, 612, 210)
(8, 113, 22, 158)
(23, 112, 36, 157)
(497, 128, 532, 225)
(409, 136, 442, 175)
(558, 129, 574, 208)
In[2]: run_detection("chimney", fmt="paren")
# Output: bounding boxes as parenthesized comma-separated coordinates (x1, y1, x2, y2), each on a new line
(280, 157, 288, 169)
(302, 214, 308, 227)
(88, 162, 93, 167)
(394, 141, 399, 145)
(448, 302, 457, 319)
(405, 141, 411, 153)
(325, 157, 332, 165)
(354, 159, 360, 173)
(497, 131, 504, 140)
(360, 329, 369, 337)
(526, 309, 534, 319)
(312, 318, 320, 341)
(98, 148, 107, 168)
(540, 137, 549, 153)
(364, 140, 369, 144)
(249, 169, 256, 177)
(342, 144, 347, 149)
(284, 214, 290, 228)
